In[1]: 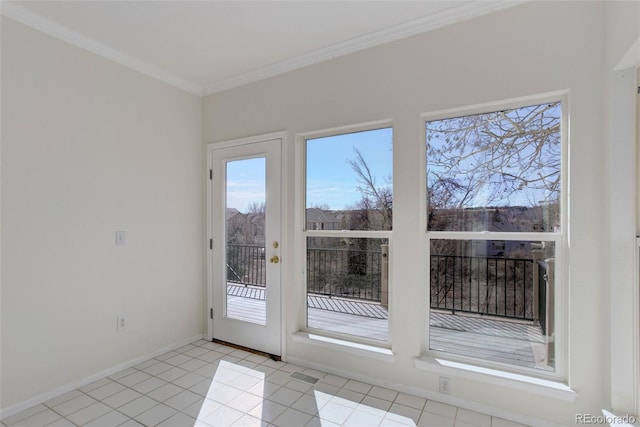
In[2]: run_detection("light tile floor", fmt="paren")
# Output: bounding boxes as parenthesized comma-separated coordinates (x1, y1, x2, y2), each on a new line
(1, 340, 530, 427)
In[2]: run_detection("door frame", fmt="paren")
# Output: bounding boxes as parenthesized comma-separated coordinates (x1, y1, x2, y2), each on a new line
(206, 131, 288, 358)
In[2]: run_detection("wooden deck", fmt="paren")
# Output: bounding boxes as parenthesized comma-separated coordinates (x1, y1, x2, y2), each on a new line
(227, 294, 266, 325)
(226, 284, 548, 369)
(430, 311, 549, 370)
(307, 305, 389, 341)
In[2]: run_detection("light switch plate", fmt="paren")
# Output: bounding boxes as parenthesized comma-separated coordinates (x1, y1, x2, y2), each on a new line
(115, 231, 125, 246)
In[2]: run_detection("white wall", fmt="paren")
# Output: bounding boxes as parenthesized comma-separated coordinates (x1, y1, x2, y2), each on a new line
(1, 17, 204, 411)
(203, 2, 611, 424)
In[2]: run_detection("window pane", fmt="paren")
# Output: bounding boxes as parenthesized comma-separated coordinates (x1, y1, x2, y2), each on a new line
(306, 237, 389, 341)
(429, 239, 555, 371)
(427, 102, 561, 232)
(225, 158, 266, 325)
(306, 128, 392, 231)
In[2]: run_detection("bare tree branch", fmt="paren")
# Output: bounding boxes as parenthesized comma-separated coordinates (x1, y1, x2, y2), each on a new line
(347, 148, 392, 230)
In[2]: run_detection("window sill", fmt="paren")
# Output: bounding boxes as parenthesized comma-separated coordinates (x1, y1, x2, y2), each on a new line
(292, 331, 395, 363)
(414, 355, 576, 402)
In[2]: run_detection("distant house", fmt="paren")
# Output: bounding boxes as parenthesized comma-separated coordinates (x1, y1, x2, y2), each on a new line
(226, 207, 241, 221)
(306, 208, 341, 230)
(226, 208, 265, 245)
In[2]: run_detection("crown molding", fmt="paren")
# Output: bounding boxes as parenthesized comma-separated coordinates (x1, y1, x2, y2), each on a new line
(203, 0, 527, 95)
(0, 2, 204, 96)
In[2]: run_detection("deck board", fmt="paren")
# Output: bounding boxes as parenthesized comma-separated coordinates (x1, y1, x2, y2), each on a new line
(226, 296, 266, 325)
(307, 308, 389, 342)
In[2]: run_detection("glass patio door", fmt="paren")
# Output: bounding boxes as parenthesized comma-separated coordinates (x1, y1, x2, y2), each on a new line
(209, 137, 281, 356)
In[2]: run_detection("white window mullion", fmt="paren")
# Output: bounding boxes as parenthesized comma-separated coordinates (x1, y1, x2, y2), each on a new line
(428, 231, 562, 242)
(305, 230, 392, 239)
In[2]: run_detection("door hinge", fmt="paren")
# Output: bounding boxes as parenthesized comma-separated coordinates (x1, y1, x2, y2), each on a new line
(209, 169, 212, 180)
(209, 239, 212, 250)
(210, 308, 213, 319)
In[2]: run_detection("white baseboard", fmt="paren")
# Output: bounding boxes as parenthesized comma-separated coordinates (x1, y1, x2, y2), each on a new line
(0, 334, 205, 419)
(286, 355, 565, 427)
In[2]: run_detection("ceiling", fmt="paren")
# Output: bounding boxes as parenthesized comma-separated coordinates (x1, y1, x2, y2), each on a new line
(1, 1, 523, 96)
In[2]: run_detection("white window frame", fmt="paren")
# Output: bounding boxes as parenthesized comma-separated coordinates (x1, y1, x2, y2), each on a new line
(422, 92, 569, 381)
(295, 119, 393, 347)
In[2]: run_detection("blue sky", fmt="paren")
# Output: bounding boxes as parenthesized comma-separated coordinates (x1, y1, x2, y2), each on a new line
(226, 157, 266, 212)
(306, 128, 393, 210)
(225, 128, 393, 213)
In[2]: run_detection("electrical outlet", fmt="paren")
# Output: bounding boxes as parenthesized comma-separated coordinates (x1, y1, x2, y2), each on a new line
(117, 316, 126, 331)
(439, 376, 450, 394)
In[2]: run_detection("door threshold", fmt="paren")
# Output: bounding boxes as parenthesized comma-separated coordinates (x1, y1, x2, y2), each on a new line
(212, 338, 281, 361)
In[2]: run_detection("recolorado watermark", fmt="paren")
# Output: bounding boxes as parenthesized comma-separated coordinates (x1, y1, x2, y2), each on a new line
(576, 413, 637, 424)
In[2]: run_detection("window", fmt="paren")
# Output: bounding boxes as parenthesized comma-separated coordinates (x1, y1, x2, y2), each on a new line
(426, 100, 564, 375)
(302, 125, 392, 342)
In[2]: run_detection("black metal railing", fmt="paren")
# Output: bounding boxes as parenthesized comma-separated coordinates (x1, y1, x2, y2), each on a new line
(226, 244, 265, 287)
(226, 243, 383, 301)
(306, 247, 382, 301)
(430, 255, 534, 320)
(227, 243, 539, 321)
